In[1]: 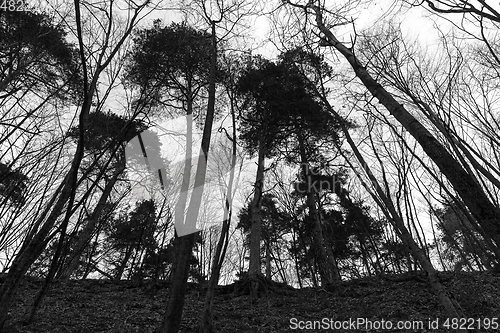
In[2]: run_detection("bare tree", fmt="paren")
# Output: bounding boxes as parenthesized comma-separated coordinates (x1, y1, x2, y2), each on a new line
(0, 0, 156, 327)
(281, 0, 500, 258)
(356, 22, 500, 260)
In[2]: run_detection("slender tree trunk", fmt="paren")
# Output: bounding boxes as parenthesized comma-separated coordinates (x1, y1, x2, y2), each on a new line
(359, 242, 372, 276)
(265, 242, 271, 279)
(304, 2, 500, 253)
(337, 114, 464, 319)
(58, 167, 122, 280)
(199, 77, 239, 333)
(115, 246, 133, 281)
(0, 1, 147, 326)
(160, 234, 196, 332)
(199, 219, 230, 333)
(249, 137, 265, 298)
(291, 227, 303, 288)
(158, 21, 218, 333)
(0, 33, 97, 332)
(272, 247, 287, 283)
(0, 172, 72, 328)
(88, 261, 114, 279)
(175, 92, 194, 237)
(297, 133, 340, 288)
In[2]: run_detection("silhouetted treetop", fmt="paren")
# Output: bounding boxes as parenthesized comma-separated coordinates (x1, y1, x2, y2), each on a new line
(125, 21, 212, 92)
(0, 9, 81, 98)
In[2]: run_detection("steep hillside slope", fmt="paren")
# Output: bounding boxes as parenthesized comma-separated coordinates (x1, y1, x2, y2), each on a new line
(2, 271, 499, 332)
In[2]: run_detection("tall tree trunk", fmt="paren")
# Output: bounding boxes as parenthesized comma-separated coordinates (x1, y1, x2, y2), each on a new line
(158, 21, 218, 333)
(302, 2, 500, 254)
(115, 246, 133, 280)
(265, 242, 271, 279)
(199, 208, 231, 333)
(199, 75, 239, 333)
(249, 136, 265, 298)
(273, 248, 287, 283)
(0, 169, 76, 328)
(336, 111, 464, 318)
(175, 92, 194, 237)
(291, 227, 303, 288)
(297, 133, 340, 288)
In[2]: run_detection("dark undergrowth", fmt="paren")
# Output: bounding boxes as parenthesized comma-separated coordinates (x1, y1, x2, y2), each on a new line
(2, 270, 500, 332)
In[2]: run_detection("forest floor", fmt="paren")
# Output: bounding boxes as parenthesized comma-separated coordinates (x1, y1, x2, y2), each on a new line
(2, 270, 500, 332)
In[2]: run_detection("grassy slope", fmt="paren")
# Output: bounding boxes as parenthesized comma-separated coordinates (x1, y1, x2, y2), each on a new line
(2, 271, 500, 332)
